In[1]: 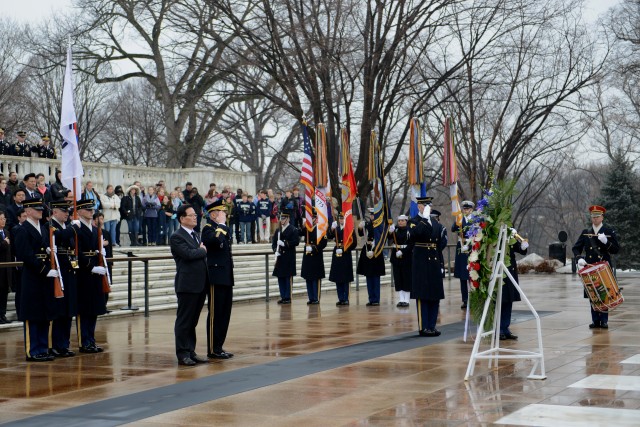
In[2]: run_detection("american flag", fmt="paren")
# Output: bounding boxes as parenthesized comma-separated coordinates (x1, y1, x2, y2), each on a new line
(300, 122, 314, 231)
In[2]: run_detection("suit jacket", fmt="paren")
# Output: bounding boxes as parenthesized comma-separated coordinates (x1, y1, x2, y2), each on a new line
(170, 227, 208, 293)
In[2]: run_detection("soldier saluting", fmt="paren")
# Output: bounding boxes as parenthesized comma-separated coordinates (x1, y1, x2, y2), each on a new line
(35, 134, 57, 159)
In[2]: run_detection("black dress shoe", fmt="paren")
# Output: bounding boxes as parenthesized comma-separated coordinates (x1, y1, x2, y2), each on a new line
(221, 350, 234, 358)
(79, 345, 100, 353)
(190, 354, 208, 363)
(26, 353, 54, 362)
(208, 351, 230, 359)
(310, 300, 320, 305)
(504, 333, 518, 340)
(425, 329, 441, 337)
(178, 357, 196, 366)
(600, 323, 608, 329)
(281, 299, 291, 304)
(461, 302, 467, 309)
(58, 349, 76, 357)
(589, 322, 599, 329)
(396, 302, 403, 307)
(499, 334, 508, 341)
(419, 329, 429, 337)
(336, 301, 343, 306)
(49, 348, 62, 357)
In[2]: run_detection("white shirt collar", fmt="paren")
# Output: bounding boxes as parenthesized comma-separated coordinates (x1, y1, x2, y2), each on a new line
(26, 218, 41, 233)
(592, 223, 603, 234)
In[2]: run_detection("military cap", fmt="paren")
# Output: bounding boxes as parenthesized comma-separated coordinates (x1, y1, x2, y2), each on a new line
(337, 212, 344, 219)
(398, 214, 408, 220)
(280, 209, 292, 219)
(430, 209, 442, 217)
(23, 197, 44, 211)
(589, 205, 606, 217)
(16, 131, 26, 137)
(461, 200, 475, 209)
(416, 196, 433, 204)
(0, 128, 4, 133)
(206, 199, 225, 213)
(41, 134, 51, 141)
(76, 198, 96, 210)
(51, 200, 71, 212)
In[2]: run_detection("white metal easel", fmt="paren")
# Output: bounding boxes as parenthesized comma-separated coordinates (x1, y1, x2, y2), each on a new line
(464, 225, 546, 380)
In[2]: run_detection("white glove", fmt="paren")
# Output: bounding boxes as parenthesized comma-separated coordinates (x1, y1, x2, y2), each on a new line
(366, 250, 373, 259)
(577, 258, 587, 268)
(461, 245, 469, 253)
(422, 205, 431, 218)
(277, 239, 285, 247)
(46, 269, 59, 278)
(305, 245, 312, 252)
(100, 248, 107, 256)
(395, 250, 403, 258)
(91, 266, 107, 275)
(331, 221, 338, 230)
(336, 249, 343, 255)
(71, 220, 81, 227)
(520, 241, 529, 250)
(510, 227, 517, 236)
(598, 233, 608, 244)
(389, 224, 395, 233)
(358, 222, 364, 229)
(441, 268, 445, 275)
(46, 245, 57, 254)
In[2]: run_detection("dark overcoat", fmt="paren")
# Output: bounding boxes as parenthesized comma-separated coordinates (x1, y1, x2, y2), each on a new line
(202, 220, 234, 287)
(300, 227, 327, 281)
(409, 217, 445, 301)
(272, 224, 299, 277)
(328, 227, 355, 283)
(389, 226, 412, 292)
(75, 222, 107, 316)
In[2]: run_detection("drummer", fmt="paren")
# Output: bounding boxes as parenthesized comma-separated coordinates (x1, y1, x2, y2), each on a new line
(572, 205, 620, 330)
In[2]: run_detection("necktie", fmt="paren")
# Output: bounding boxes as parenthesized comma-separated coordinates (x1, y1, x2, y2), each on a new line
(0, 230, 4, 240)
(191, 232, 199, 245)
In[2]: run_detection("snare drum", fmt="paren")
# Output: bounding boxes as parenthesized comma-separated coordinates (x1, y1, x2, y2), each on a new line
(578, 261, 624, 312)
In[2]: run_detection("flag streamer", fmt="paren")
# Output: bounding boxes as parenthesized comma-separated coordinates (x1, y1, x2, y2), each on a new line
(368, 130, 391, 257)
(407, 117, 427, 217)
(443, 117, 462, 224)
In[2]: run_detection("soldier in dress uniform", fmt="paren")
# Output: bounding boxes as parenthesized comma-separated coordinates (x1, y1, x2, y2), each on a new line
(74, 198, 108, 352)
(408, 200, 446, 337)
(13, 197, 58, 361)
(12, 131, 34, 157)
(271, 209, 299, 304)
(35, 134, 57, 159)
(356, 208, 385, 306)
(500, 229, 529, 340)
(0, 127, 11, 155)
(389, 214, 413, 307)
(300, 211, 327, 305)
(329, 213, 356, 306)
(452, 201, 474, 309)
(572, 205, 620, 330)
(201, 199, 235, 360)
(48, 200, 78, 357)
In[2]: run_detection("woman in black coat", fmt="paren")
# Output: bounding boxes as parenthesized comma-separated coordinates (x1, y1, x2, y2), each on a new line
(120, 185, 143, 246)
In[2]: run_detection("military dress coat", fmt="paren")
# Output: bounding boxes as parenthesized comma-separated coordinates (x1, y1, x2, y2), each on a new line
(328, 227, 355, 284)
(0, 140, 12, 155)
(272, 224, 299, 278)
(75, 223, 107, 316)
(300, 227, 327, 281)
(389, 226, 413, 292)
(452, 217, 470, 280)
(572, 224, 619, 299)
(356, 220, 385, 277)
(50, 219, 79, 317)
(202, 220, 234, 287)
(12, 143, 34, 157)
(35, 144, 56, 159)
(503, 241, 528, 304)
(409, 216, 445, 301)
(13, 220, 57, 321)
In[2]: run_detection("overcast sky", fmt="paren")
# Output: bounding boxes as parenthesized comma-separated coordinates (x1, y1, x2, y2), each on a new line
(1, 0, 623, 24)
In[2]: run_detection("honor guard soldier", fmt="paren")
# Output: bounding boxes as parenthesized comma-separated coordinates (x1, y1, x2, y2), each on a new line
(452, 200, 474, 309)
(271, 209, 299, 304)
(408, 200, 446, 337)
(0, 127, 11, 155)
(389, 214, 413, 307)
(300, 211, 327, 305)
(201, 199, 235, 360)
(12, 131, 34, 157)
(329, 213, 355, 305)
(74, 198, 108, 352)
(500, 229, 529, 340)
(13, 197, 57, 361)
(357, 208, 385, 306)
(35, 134, 57, 159)
(48, 200, 78, 357)
(572, 205, 620, 330)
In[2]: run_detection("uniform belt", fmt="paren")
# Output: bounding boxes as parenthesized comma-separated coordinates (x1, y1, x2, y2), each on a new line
(397, 245, 407, 249)
(57, 250, 76, 256)
(35, 254, 48, 260)
(415, 243, 437, 249)
(82, 251, 98, 256)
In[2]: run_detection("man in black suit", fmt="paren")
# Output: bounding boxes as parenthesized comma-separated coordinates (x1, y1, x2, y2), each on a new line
(201, 200, 234, 359)
(170, 204, 209, 366)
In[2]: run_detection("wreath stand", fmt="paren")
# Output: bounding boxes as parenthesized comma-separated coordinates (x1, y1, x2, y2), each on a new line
(464, 224, 546, 380)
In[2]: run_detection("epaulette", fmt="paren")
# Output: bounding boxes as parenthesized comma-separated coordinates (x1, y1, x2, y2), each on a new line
(215, 227, 228, 236)
(410, 223, 416, 228)
(203, 223, 212, 228)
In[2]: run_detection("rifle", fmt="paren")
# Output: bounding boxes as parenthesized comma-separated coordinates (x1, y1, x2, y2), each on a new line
(97, 227, 111, 294)
(49, 227, 64, 298)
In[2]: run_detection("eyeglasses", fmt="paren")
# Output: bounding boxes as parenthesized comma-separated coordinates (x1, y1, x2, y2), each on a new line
(184, 214, 198, 218)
